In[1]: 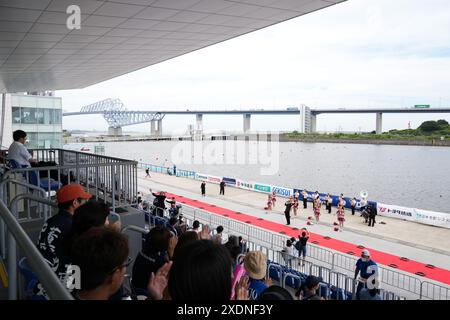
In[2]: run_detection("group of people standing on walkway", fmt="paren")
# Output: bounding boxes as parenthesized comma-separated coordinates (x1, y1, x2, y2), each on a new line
(279, 191, 376, 231)
(200, 180, 226, 197)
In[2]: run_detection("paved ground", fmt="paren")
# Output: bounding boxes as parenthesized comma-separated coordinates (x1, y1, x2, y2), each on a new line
(137, 170, 450, 271)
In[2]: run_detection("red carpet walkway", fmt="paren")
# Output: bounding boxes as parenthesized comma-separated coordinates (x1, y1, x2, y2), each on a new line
(168, 193, 450, 286)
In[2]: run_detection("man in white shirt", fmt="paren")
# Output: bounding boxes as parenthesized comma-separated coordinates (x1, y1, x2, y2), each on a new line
(7, 130, 37, 168)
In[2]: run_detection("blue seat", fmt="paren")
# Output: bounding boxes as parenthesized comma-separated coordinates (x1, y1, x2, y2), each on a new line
(319, 284, 329, 299)
(8, 159, 22, 169)
(284, 274, 301, 289)
(18, 257, 45, 300)
(268, 264, 282, 281)
(28, 171, 61, 190)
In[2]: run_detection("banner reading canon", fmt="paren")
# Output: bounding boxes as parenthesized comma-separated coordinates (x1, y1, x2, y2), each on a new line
(195, 173, 209, 181)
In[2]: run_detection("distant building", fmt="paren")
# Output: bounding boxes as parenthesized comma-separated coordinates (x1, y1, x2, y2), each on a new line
(1, 92, 62, 149)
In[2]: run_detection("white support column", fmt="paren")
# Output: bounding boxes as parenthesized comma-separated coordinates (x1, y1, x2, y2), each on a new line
(150, 120, 156, 135)
(243, 113, 251, 132)
(196, 114, 203, 131)
(157, 119, 162, 136)
(108, 127, 122, 136)
(376, 112, 383, 134)
(310, 114, 317, 133)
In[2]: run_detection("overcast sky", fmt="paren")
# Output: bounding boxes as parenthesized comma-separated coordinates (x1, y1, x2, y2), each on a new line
(58, 0, 450, 133)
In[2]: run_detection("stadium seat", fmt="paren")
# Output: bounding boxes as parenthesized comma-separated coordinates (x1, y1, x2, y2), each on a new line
(28, 171, 61, 191)
(284, 273, 301, 289)
(319, 283, 329, 299)
(17, 257, 45, 300)
(268, 264, 282, 281)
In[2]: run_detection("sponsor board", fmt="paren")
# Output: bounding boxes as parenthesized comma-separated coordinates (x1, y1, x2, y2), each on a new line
(222, 177, 236, 186)
(176, 170, 196, 179)
(236, 180, 254, 191)
(378, 203, 450, 229)
(377, 203, 416, 222)
(207, 175, 222, 184)
(195, 173, 209, 181)
(414, 208, 450, 229)
(271, 186, 292, 197)
(254, 184, 271, 193)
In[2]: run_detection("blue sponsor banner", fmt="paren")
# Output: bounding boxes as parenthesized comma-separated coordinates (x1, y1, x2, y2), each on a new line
(176, 170, 196, 179)
(222, 177, 236, 186)
(271, 186, 292, 197)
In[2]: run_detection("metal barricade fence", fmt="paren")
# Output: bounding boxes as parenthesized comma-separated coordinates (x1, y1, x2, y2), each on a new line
(377, 265, 421, 299)
(420, 281, 450, 300)
(145, 196, 450, 300)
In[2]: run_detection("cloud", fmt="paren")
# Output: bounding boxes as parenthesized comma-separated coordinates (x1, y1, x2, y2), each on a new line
(59, 0, 450, 132)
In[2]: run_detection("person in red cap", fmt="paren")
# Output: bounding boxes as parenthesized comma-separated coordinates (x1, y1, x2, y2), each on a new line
(36, 184, 92, 287)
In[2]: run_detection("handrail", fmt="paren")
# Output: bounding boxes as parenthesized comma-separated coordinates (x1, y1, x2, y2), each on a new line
(0, 178, 47, 259)
(121, 225, 148, 235)
(0, 199, 73, 300)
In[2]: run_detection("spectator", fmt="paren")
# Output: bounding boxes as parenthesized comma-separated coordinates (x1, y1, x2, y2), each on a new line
(131, 226, 171, 294)
(191, 220, 201, 234)
(220, 181, 225, 195)
(212, 226, 224, 244)
(354, 249, 378, 300)
(282, 239, 294, 268)
(174, 231, 198, 257)
(295, 229, 309, 266)
(359, 287, 382, 300)
(64, 200, 118, 258)
(167, 217, 179, 237)
(244, 251, 271, 300)
(238, 236, 247, 253)
(37, 184, 92, 280)
(166, 197, 179, 217)
(7, 130, 37, 168)
(168, 240, 234, 300)
(259, 285, 293, 300)
(295, 276, 323, 300)
(71, 227, 130, 300)
(224, 235, 239, 255)
(152, 191, 166, 217)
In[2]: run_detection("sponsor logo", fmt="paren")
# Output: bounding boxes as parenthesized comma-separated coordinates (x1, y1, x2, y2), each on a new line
(254, 184, 271, 193)
(208, 176, 221, 183)
(272, 187, 291, 197)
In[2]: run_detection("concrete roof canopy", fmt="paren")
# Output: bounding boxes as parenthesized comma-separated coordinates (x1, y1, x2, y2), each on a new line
(0, 0, 346, 92)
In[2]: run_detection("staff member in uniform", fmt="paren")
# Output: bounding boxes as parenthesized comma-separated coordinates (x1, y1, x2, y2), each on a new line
(325, 193, 332, 214)
(301, 190, 308, 209)
(354, 249, 378, 300)
(284, 198, 293, 225)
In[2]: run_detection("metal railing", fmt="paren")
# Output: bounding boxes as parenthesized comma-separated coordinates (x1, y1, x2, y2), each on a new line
(0, 196, 73, 300)
(146, 196, 449, 300)
(1, 148, 138, 213)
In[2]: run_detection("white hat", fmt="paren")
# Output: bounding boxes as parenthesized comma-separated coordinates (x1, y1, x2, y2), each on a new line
(362, 249, 370, 257)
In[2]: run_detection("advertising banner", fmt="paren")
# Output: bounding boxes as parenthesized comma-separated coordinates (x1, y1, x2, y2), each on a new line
(236, 180, 254, 191)
(222, 177, 236, 186)
(377, 203, 416, 222)
(195, 173, 209, 181)
(271, 186, 292, 197)
(176, 170, 196, 179)
(378, 203, 450, 229)
(254, 184, 271, 193)
(207, 175, 222, 184)
(414, 208, 450, 229)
